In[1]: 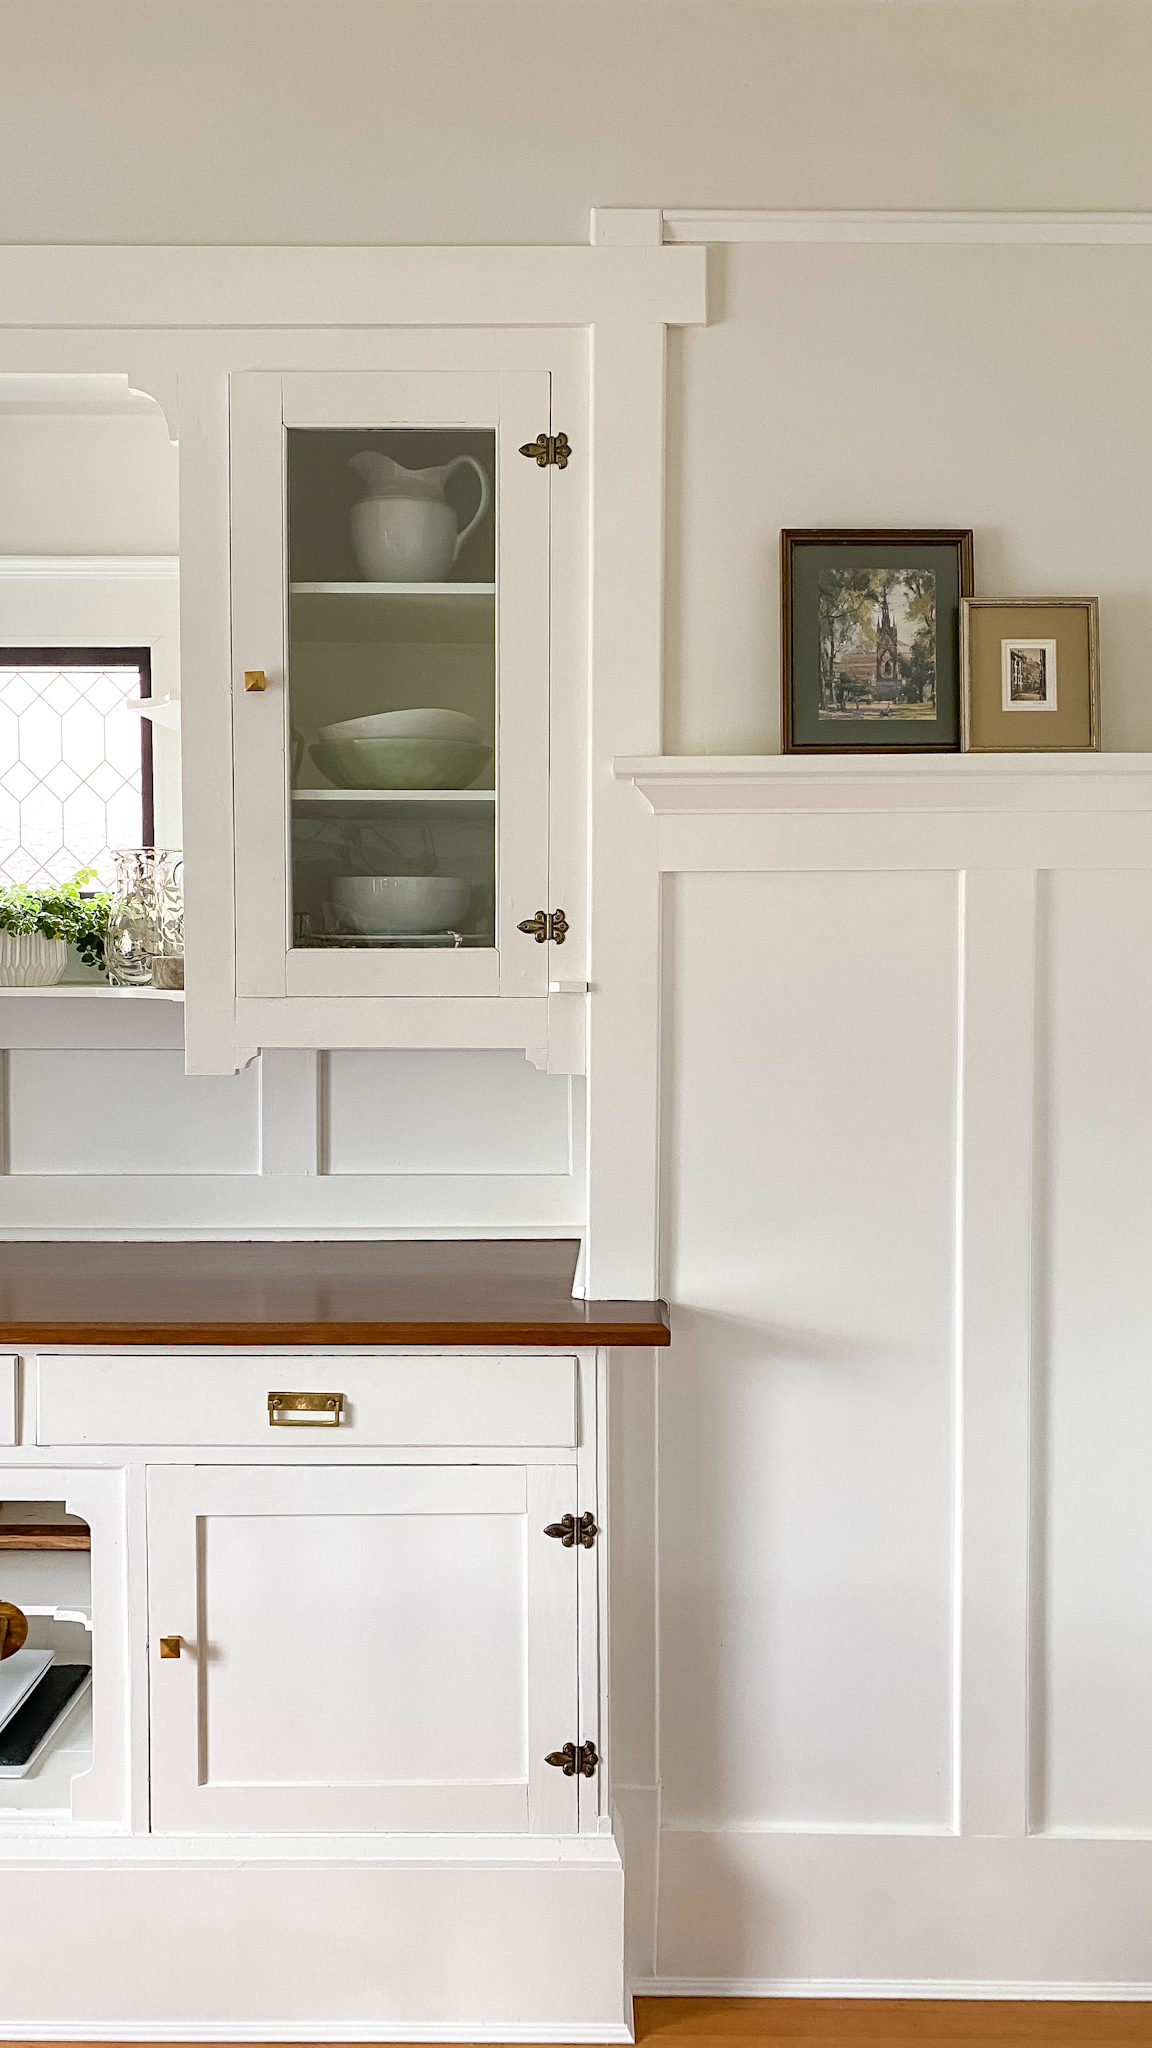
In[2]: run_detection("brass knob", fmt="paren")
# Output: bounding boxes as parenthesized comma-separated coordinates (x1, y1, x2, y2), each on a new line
(244, 670, 267, 692)
(159, 1635, 182, 1659)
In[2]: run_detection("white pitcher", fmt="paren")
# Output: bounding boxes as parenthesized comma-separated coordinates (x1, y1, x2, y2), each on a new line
(348, 451, 491, 583)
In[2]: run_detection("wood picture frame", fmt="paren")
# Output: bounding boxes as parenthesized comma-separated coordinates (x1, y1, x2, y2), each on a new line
(960, 596, 1100, 752)
(781, 528, 974, 754)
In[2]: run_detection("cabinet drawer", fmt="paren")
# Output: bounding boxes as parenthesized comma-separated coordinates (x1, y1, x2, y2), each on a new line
(36, 1353, 577, 1448)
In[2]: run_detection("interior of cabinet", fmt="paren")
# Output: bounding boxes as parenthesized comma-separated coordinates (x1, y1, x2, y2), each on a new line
(286, 427, 498, 953)
(0, 1501, 93, 1818)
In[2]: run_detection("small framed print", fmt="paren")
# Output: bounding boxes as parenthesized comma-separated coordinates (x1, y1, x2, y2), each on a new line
(961, 597, 1100, 752)
(781, 529, 974, 754)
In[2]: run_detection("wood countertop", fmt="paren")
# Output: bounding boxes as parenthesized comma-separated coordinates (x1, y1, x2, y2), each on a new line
(0, 1239, 670, 1349)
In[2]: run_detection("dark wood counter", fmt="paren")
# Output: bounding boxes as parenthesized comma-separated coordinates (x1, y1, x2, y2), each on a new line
(0, 1238, 670, 1348)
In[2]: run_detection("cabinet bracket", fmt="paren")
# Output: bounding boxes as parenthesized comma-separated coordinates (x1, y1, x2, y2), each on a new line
(519, 432, 571, 470)
(544, 1511, 599, 1549)
(545, 1739, 599, 1777)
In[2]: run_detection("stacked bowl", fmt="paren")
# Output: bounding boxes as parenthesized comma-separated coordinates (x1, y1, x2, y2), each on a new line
(310, 707, 491, 791)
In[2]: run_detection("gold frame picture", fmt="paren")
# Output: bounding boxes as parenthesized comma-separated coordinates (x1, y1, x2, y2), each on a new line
(960, 597, 1100, 753)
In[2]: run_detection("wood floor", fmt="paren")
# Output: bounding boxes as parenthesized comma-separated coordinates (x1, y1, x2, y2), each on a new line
(633, 1996, 1152, 2045)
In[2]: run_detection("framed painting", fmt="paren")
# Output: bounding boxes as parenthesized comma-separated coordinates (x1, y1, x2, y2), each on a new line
(960, 597, 1100, 752)
(781, 529, 974, 754)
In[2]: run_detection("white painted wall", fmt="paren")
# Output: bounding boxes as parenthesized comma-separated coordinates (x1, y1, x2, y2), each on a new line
(7, 0, 1152, 1999)
(665, 241, 1152, 753)
(0, 408, 178, 556)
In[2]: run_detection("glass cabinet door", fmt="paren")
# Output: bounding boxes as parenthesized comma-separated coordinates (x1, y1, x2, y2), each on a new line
(231, 371, 552, 1002)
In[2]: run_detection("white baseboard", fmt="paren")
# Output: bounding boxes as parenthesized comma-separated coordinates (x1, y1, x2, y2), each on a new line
(0, 2027, 634, 2043)
(632, 1978, 1152, 2001)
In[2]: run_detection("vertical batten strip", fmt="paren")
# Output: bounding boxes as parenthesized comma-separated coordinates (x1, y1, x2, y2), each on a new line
(585, 323, 667, 1299)
(956, 867, 1037, 1838)
(257, 1048, 321, 1176)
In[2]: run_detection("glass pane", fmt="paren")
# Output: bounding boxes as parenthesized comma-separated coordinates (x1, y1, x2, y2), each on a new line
(287, 427, 496, 952)
(0, 662, 147, 888)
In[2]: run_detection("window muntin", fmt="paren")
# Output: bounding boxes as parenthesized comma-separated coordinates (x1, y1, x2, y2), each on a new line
(0, 647, 153, 889)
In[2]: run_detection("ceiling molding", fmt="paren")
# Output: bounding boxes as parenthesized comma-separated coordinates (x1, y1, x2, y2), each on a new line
(662, 209, 1152, 246)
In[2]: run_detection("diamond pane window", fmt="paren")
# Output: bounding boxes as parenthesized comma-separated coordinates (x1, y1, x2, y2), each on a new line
(0, 648, 153, 888)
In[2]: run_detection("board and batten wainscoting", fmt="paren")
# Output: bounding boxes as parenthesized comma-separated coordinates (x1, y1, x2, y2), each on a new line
(608, 753, 1152, 1995)
(0, 1021, 585, 1239)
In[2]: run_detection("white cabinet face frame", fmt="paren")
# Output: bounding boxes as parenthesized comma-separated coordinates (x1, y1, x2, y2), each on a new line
(146, 1461, 582, 1835)
(0, 1466, 129, 1831)
(231, 368, 553, 1005)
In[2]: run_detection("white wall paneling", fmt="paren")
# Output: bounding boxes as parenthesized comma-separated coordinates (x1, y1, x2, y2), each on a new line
(1034, 868, 1152, 1835)
(0, 1000, 586, 1236)
(613, 755, 1152, 1990)
(324, 1051, 575, 1177)
(8, 1052, 261, 1177)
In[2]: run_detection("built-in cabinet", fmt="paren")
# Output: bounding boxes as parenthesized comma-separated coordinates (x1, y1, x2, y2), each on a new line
(0, 1347, 606, 1841)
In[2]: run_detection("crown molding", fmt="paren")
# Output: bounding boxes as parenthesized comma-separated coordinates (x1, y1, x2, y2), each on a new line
(662, 209, 1152, 245)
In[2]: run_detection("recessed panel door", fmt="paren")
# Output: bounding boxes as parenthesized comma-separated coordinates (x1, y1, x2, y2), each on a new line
(147, 1463, 578, 1833)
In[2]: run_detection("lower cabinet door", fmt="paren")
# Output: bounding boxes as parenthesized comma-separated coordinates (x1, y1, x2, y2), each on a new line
(147, 1463, 579, 1834)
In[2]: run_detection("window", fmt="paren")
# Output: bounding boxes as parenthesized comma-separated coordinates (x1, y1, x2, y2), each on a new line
(0, 647, 154, 888)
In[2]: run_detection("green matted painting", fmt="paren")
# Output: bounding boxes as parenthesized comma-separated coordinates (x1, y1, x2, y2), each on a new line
(781, 529, 974, 754)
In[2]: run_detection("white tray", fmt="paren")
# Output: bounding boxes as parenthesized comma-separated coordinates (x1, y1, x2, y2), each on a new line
(0, 1647, 52, 1735)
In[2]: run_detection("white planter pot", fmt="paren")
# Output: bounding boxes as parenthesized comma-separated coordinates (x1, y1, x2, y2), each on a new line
(0, 932, 68, 986)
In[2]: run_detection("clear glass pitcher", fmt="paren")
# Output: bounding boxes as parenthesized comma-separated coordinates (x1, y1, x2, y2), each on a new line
(105, 849, 183, 987)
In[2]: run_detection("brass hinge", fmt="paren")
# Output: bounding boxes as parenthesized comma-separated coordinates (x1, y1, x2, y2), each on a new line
(517, 907, 569, 945)
(544, 1511, 599, 1549)
(545, 1739, 599, 1777)
(519, 431, 571, 470)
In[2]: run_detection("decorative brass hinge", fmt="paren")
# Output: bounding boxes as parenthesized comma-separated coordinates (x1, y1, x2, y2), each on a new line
(544, 1512, 599, 1550)
(519, 432, 571, 470)
(517, 907, 569, 945)
(545, 1740, 599, 1777)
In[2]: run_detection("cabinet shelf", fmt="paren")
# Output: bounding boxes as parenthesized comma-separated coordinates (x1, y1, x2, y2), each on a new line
(0, 1525, 90, 1551)
(289, 583, 495, 646)
(293, 788, 494, 822)
(289, 583, 495, 597)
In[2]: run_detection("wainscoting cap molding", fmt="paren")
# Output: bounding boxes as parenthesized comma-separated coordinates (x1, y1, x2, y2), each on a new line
(614, 752, 1152, 815)
(661, 209, 1152, 245)
(0, 555, 179, 581)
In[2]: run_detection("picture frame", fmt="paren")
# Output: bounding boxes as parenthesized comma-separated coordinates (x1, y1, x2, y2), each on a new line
(960, 597, 1100, 752)
(781, 529, 974, 754)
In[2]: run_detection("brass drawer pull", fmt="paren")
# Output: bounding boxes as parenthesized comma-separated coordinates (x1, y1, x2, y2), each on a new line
(159, 1635, 182, 1659)
(268, 1391, 345, 1427)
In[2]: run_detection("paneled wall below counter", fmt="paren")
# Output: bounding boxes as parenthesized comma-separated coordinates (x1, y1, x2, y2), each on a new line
(0, 1002, 584, 1237)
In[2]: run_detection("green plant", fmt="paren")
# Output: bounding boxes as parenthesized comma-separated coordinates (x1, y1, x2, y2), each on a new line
(0, 868, 113, 968)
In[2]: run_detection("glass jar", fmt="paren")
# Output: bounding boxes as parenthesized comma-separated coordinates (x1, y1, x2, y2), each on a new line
(105, 849, 183, 987)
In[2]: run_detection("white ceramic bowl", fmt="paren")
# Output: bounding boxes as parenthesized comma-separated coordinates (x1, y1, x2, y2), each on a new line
(333, 874, 471, 936)
(318, 708, 484, 745)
